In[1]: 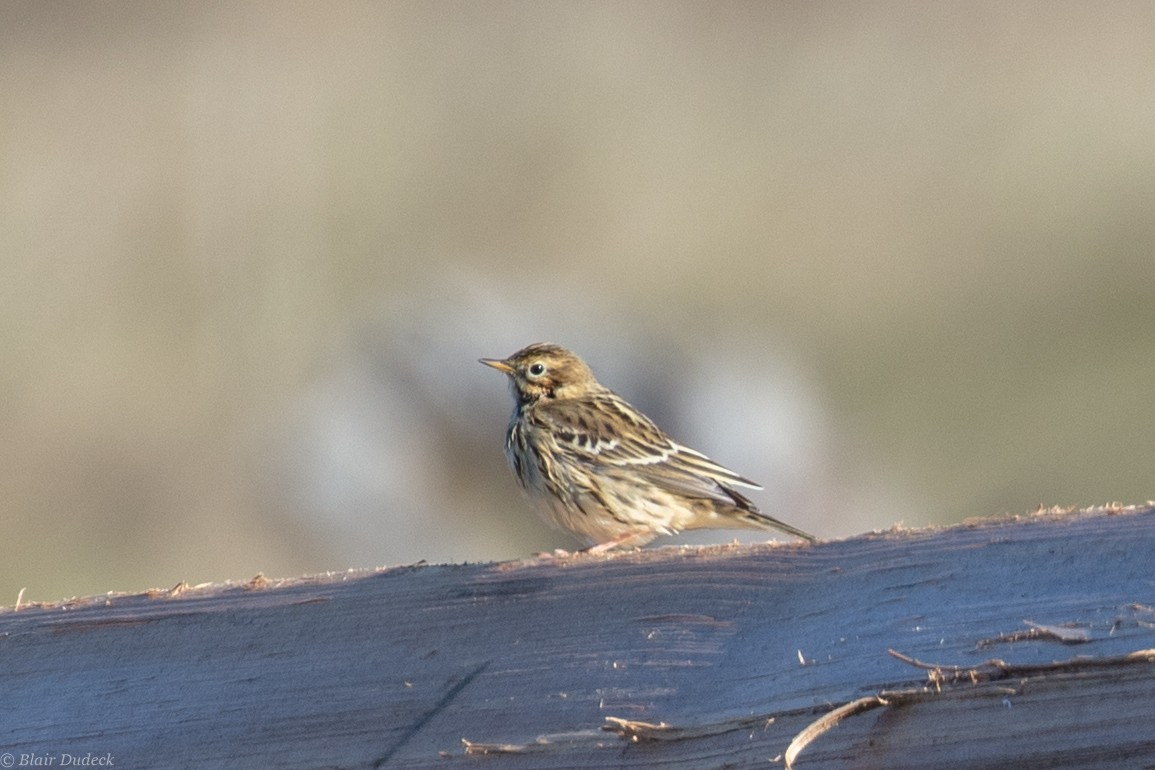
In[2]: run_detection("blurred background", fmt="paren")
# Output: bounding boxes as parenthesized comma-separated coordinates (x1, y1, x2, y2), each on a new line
(2, 2, 1153, 601)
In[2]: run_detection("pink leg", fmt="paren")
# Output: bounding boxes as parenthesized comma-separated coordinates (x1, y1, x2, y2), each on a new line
(585, 529, 655, 554)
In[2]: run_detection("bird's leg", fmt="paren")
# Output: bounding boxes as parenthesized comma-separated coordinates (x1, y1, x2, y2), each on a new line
(584, 530, 652, 554)
(530, 548, 575, 559)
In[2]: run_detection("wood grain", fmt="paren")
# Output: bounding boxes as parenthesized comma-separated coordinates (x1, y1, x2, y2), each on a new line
(1, 504, 1152, 769)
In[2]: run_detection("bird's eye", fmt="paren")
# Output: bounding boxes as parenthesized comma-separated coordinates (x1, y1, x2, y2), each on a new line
(528, 362, 546, 377)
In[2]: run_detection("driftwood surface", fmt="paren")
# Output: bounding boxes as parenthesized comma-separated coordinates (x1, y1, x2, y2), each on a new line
(1, 504, 1154, 769)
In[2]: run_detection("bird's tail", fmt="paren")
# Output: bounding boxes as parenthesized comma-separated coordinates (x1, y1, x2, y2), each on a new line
(721, 485, 817, 543)
(740, 510, 818, 543)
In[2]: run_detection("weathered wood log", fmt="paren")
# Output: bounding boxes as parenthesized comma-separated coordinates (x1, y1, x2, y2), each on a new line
(1, 504, 1153, 769)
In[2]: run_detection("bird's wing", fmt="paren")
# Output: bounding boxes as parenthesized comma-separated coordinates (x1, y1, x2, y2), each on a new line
(536, 393, 761, 507)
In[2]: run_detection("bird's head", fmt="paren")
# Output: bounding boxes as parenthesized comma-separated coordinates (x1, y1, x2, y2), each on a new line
(480, 342, 599, 402)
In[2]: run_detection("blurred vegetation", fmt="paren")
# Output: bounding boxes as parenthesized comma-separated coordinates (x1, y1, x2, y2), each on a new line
(1, 2, 1153, 600)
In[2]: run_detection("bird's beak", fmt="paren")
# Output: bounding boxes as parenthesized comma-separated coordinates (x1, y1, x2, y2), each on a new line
(479, 357, 515, 375)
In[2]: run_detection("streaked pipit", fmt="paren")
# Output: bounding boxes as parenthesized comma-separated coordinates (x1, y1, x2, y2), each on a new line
(480, 342, 816, 552)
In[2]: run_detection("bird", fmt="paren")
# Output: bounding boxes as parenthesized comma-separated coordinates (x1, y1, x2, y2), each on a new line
(479, 342, 816, 552)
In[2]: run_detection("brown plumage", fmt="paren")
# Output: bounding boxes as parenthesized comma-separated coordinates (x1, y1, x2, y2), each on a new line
(480, 342, 816, 551)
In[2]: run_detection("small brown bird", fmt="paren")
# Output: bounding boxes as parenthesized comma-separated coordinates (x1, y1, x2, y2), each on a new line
(480, 343, 816, 552)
